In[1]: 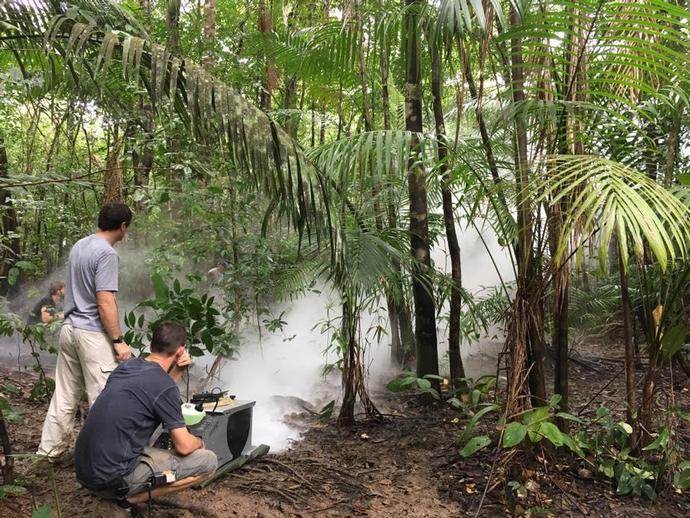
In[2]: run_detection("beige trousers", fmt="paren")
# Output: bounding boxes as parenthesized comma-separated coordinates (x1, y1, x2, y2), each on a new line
(37, 324, 118, 457)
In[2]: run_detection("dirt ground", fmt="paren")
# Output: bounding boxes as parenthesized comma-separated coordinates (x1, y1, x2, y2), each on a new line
(1, 341, 690, 517)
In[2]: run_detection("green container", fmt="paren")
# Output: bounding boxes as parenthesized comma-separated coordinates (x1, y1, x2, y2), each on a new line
(181, 403, 205, 426)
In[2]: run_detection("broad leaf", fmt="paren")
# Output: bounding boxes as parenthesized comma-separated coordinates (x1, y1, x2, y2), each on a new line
(460, 435, 492, 458)
(503, 422, 528, 448)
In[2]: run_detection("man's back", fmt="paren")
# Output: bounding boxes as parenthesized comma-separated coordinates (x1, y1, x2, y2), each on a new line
(64, 234, 119, 332)
(74, 358, 185, 487)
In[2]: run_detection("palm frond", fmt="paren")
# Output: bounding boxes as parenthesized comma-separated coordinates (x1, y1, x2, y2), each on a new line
(537, 155, 690, 271)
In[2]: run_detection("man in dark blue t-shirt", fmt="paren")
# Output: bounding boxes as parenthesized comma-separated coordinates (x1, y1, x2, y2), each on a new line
(75, 321, 216, 510)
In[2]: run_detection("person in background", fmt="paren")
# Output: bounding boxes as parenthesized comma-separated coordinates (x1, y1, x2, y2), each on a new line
(75, 321, 217, 516)
(37, 202, 133, 460)
(28, 281, 65, 325)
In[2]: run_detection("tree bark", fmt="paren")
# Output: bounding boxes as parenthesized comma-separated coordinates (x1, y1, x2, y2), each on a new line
(404, 0, 439, 380)
(104, 127, 124, 204)
(202, 0, 217, 69)
(619, 257, 639, 448)
(0, 407, 13, 485)
(166, 0, 182, 55)
(259, 0, 278, 112)
(507, 6, 547, 411)
(0, 135, 20, 297)
(431, 42, 465, 386)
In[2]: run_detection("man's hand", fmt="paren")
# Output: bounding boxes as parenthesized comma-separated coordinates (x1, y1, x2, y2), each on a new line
(114, 342, 132, 362)
(176, 350, 192, 370)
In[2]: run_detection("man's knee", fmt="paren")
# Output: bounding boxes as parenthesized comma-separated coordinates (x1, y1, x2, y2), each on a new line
(188, 448, 217, 477)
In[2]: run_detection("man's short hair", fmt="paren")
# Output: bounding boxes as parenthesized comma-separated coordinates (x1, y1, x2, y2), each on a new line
(151, 321, 187, 356)
(98, 203, 133, 231)
(49, 281, 64, 295)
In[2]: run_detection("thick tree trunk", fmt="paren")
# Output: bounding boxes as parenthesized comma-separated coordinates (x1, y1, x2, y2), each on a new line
(431, 43, 465, 386)
(404, 0, 439, 380)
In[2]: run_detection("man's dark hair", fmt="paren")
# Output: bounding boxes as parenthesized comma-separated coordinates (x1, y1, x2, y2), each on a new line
(49, 281, 64, 295)
(98, 203, 133, 231)
(151, 321, 187, 356)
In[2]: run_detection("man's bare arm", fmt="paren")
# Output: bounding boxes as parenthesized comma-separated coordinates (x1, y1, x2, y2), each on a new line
(96, 290, 131, 361)
(169, 427, 204, 456)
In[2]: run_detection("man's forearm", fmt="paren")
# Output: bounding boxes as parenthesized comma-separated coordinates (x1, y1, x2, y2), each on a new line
(97, 294, 122, 339)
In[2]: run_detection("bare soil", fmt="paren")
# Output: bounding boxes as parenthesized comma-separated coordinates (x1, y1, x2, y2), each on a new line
(1, 341, 689, 517)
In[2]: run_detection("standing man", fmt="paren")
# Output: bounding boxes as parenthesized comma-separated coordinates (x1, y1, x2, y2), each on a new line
(37, 202, 133, 460)
(28, 280, 65, 324)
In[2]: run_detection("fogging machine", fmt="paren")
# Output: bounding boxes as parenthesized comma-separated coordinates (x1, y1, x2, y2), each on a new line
(151, 391, 269, 485)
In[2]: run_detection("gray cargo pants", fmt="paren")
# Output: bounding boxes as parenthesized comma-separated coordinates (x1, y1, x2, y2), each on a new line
(123, 446, 218, 496)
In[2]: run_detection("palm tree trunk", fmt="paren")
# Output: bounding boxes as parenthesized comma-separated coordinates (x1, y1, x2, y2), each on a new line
(619, 257, 639, 448)
(431, 43, 465, 386)
(507, 6, 547, 411)
(404, 0, 439, 380)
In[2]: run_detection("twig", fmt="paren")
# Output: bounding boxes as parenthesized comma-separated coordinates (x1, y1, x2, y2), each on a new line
(576, 364, 625, 416)
(308, 499, 348, 514)
(550, 476, 588, 516)
(261, 458, 316, 491)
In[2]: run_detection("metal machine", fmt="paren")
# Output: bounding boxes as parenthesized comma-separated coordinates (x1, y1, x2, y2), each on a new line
(152, 391, 269, 483)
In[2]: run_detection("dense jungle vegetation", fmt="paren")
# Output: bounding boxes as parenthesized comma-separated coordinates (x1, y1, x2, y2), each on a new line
(1, 0, 690, 516)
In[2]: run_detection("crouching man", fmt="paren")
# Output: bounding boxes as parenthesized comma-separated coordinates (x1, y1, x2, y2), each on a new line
(74, 321, 217, 513)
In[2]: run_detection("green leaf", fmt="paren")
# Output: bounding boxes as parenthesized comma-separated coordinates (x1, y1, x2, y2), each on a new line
(460, 404, 499, 442)
(673, 469, 690, 489)
(642, 428, 670, 451)
(662, 325, 689, 357)
(460, 435, 492, 457)
(555, 412, 583, 424)
(618, 422, 634, 435)
(549, 394, 562, 409)
(538, 422, 565, 447)
(151, 272, 169, 301)
(386, 376, 416, 393)
(503, 422, 528, 448)
(32, 505, 52, 518)
(416, 378, 432, 391)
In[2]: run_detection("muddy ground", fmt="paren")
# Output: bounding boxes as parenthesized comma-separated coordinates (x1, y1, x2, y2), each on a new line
(1, 341, 689, 517)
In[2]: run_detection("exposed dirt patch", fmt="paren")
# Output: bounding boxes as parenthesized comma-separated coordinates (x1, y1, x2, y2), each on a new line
(1, 340, 690, 517)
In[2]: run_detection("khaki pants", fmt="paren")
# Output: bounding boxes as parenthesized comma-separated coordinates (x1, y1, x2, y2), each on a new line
(37, 324, 118, 457)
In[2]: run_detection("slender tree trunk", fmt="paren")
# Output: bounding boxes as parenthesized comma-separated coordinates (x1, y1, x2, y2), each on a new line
(202, 0, 217, 69)
(258, 0, 277, 111)
(404, 0, 439, 380)
(0, 408, 13, 485)
(507, 6, 547, 412)
(619, 257, 639, 448)
(431, 43, 465, 386)
(355, 0, 372, 131)
(0, 136, 20, 297)
(166, 0, 182, 55)
(104, 126, 124, 204)
(664, 100, 683, 187)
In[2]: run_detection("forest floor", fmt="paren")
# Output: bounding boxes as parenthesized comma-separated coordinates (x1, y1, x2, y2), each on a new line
(1, 340, 689, 517)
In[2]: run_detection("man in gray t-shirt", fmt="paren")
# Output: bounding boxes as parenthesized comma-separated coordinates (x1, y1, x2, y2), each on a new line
(38, 203, 133, 459)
